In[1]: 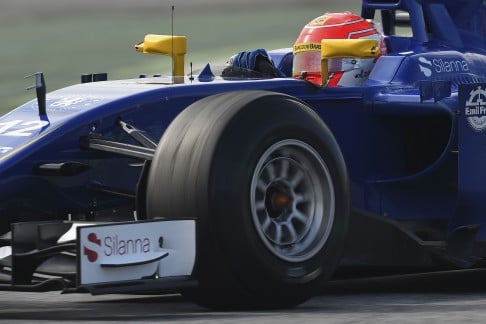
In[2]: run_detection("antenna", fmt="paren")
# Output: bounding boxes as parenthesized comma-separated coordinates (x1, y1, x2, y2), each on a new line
(171, 5, 174, 78)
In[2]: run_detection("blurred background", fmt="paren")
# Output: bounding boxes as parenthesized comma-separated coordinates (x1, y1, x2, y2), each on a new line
(0, 0, 357, 113)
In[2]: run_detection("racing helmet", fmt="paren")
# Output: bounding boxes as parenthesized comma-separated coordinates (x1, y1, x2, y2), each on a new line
(292, 12, 387, 86)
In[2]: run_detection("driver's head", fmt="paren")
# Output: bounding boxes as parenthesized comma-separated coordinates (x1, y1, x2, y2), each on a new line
(292, 12, 387, 86)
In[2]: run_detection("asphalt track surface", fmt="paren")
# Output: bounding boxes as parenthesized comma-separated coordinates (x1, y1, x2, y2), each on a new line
(2, 269, 486, 323)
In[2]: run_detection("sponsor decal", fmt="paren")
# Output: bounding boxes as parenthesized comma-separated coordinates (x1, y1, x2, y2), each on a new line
(50, 97, 86, 108)
(293, 42, 321, 54)
(83, 233, 101, 262)
(418, 57, 432, 77)
(465, 85, 486, 132)
(433, 58, 469, 73)
(418, 56, 469, 78)
(29, 96, 103, 112)
(309, 16, 330, 26)
(83, 232, 150, 263)
(78, 220, 196, 285)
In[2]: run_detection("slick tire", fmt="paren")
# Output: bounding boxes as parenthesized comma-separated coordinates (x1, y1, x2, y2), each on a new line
(146, 90, 350, 309)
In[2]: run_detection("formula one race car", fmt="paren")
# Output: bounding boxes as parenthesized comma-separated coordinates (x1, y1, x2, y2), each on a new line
(0, 0, 485, 310)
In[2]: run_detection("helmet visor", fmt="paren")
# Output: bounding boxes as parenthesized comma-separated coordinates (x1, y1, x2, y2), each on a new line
(292, 50, 321, 77)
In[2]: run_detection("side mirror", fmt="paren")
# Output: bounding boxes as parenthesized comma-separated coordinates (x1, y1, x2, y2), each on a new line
(135, 35, 187, 77)
(320, 38, 379, 86)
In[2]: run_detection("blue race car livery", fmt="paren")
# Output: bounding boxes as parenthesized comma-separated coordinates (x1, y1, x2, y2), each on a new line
(0, 0, 485, 310)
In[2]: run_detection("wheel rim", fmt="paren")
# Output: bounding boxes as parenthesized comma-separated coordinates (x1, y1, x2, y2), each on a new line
(250, 139, 335, 263)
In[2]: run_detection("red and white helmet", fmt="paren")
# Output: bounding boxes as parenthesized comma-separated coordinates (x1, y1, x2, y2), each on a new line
(292, 12, 387, 86)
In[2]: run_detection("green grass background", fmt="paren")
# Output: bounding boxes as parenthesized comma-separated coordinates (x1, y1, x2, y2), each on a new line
(0, 1, 357, 113)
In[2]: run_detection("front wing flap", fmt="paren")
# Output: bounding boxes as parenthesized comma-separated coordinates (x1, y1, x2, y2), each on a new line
(0, 219, 197, 294)
(77, 219, 196, 286)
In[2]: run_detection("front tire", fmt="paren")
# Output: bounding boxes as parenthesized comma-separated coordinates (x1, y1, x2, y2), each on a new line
(146, 90, 350, 309)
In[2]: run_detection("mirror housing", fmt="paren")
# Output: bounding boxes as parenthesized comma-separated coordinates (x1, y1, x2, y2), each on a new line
(135, 35, 187, 77)
(320, 38, 379, 86)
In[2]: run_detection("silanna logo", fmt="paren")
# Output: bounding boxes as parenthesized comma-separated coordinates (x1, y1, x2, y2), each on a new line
(418, 56, 469, 78)
(465, 86, 486, 132)
(83, 232, 151, 263)
(418, 57, 433, 77)
(83, 233, 101, 262)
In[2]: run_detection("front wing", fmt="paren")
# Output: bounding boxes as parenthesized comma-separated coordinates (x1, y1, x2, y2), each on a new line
(0, 219, 197, 294)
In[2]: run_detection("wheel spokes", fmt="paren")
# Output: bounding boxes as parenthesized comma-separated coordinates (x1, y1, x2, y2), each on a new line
(250, 139, 335, 262)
